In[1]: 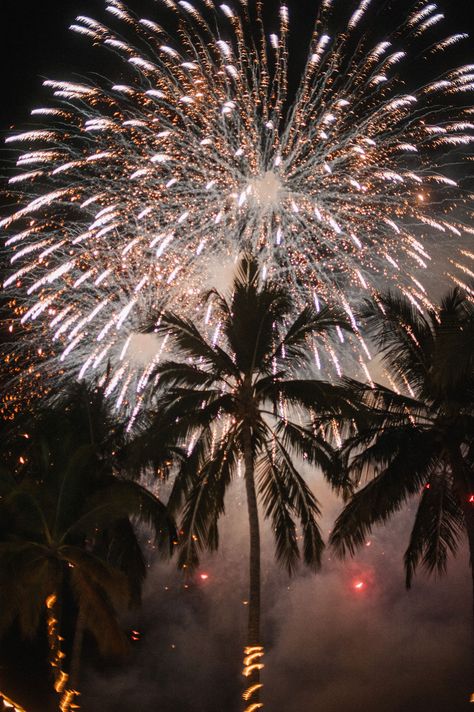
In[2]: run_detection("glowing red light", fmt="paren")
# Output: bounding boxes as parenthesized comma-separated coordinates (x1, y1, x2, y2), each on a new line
(200, 573, 209, 580)
(353, 581, 365, 591)
(425, 484, 431, 490)
(469, 495, 474, 504)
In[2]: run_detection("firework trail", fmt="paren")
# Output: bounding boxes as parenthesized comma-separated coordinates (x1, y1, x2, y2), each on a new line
(2, 0, 473, 412)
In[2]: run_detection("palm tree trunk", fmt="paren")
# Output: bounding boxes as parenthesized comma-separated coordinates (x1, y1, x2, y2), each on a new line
(242, 424, 263, 710)
(45, 594, 68, 705)
(68, 605, 86, 690)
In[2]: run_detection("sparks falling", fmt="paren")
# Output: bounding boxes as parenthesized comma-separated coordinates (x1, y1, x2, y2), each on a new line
(2, 0, 473, 409)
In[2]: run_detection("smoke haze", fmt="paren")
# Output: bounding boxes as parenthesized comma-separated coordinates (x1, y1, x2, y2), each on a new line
(82, 473, 473, 711)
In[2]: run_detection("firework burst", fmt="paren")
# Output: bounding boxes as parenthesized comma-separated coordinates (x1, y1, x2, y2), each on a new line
(2, 0, 474, 410)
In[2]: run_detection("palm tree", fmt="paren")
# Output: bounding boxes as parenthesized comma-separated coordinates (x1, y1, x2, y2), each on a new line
(149, 255, 355, 710)
(0, 452, 127, 710)
(330, 288, 474, 620)
(0, 384, 175, 707)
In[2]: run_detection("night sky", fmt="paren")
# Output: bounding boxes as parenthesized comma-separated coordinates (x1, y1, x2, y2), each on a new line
(1, 1, 474, 710)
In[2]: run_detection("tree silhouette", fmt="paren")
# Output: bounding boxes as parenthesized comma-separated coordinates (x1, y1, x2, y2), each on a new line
(149, 255, 355, 710)
(331, 288, 474, 622)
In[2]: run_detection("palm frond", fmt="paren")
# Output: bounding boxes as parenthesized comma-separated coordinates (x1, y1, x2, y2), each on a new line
(0, 551, 55, 638)
(272, 439, 325, 570)
(256, 450, 299, 574)
(54, 444, 95, 539)
(331, 431, 441, 557)
(154, 360, 218, 389)
(177, 426, 239, 569)
(266, 305, 351, 368)
(233, 253, 260, 289)
(155, 389, 236, 430)
(65, 479, 176, 552)
(69, 567, 128, 658)
(155, 311, 239, 377)
(360, 293, 433, 394)
(341, 377, 426, 419)
(267, 379, 360, 419)
(166, 427, 214, 516)
(431, 288, 474, 399)
(102, 479, 177, 550)
(274, 419, 351, 496)
(345, 425, 439, 484)
(5, 489, 53, 544)
(16, 560, 58, 639)
(106, 518, 147, 607)
(404, 472, 464, 588)
(61, 546, 129, 609)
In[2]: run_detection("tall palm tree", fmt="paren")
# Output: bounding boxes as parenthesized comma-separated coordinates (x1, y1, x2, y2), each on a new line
(330, 288, 474, 620)
(149, 255, 355, 710)
(0, 384, 175, 707)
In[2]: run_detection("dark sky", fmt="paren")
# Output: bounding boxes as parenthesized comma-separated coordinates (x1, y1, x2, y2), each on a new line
(1, 1, 474, 710)
(1, 0, 474, 131)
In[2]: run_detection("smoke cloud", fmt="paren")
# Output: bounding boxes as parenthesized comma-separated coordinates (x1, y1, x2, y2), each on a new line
(82, 473, 473, 711)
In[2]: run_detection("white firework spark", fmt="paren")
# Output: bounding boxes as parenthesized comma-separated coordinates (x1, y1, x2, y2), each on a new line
(2, 0, 474, 411)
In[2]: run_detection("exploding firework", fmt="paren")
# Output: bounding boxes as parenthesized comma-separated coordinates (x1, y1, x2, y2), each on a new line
(2, 0, 474, 411)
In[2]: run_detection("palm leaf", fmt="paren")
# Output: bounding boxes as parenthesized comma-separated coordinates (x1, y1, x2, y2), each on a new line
(69, 567, 128, 658)
(360, 293, 433, 394)
(177, 426, 239, 569)
(61, 546, 129, 608)
(431, 288, 474, 398)
(166, 427, 214, 517)
(274, 419, 350, 495)
(266, 305, 350, 368)
(154, 360, 218, 389)
(106, 518, 147, 607)
(404, 472, 464, 588)
(331, 429, 442, 557)
(272, 439, 325, 570)
(267, 379, 360, 419)
(65, 479, 176, 552)
(344, 424, 439, 483)
(156, 311, 239, 378)
(0, 547, 56, 637)
(257, 448, 299, 574)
